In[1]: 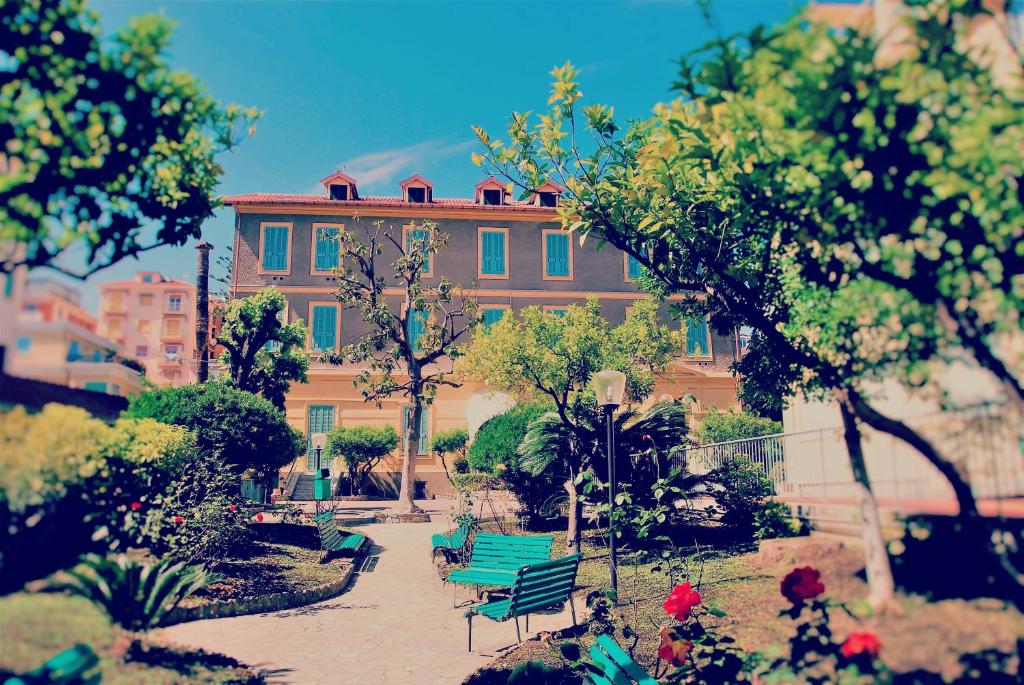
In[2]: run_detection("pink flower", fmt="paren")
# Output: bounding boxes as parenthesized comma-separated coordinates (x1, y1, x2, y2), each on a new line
(256, 513, 264, 522)
(173, 515, 183, 525)
(130, 502, 142, 511)
(662, 582, 701, 621)
(228, 504, 237, 512)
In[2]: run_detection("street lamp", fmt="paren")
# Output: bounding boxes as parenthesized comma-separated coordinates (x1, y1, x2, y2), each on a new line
(592, 369, 626, 596)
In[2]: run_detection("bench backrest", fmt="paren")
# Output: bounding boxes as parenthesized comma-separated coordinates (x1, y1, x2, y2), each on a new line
(507, 552, 581, 618)
(314, 511, 343, 547)
(11, 644, 102, 685)
(587, 634, 658, 685)
(468, 532, 554, 571)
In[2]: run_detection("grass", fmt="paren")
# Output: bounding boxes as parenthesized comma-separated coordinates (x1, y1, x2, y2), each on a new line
(0, 593, 259, 684)
(462, 525, 1024, 682)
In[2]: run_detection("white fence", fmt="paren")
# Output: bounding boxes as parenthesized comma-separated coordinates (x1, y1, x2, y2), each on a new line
(677, 402, 1024, 516)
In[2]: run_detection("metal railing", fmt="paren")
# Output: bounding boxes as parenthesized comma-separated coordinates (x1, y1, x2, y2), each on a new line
(675, 402, 1023, 517)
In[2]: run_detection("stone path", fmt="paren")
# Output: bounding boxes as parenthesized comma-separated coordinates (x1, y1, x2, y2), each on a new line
(157, 500, 577, 685)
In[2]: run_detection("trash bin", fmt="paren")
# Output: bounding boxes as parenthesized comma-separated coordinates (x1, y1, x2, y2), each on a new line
(314, 468, 331, 500)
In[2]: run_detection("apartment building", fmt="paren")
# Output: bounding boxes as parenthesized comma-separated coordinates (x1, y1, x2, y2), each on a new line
(227, 171, 743, 496)
(97, 271, 198, 386)
(10, 276, 144, 396)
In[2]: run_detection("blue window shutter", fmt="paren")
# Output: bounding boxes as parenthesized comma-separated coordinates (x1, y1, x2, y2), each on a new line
(685, 317, 710, 356)
(315, 227, 339, 271)
(419, 408, 429, 454)
(407, 229, 430, 275)
(84, 381, 107, 393)
(263, 226, 289, 270)
(67, 341, 80, 361)
(307, 405, 335, 470)
(312, 306, 337, 351)
(407, 308, 426, 352)
(546, 233, 569, 276)
(482, 308, 504, 328)
(627, 255, 643, 279)
(482, 231, 505, 275)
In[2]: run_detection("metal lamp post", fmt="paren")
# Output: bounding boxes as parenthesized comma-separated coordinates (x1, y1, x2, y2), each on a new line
(592, 369, 627, 596)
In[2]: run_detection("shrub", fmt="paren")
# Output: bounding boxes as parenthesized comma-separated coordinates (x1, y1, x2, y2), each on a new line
(708, 456, 798, 539)
(124, 384, 304, 477)
(432, 428, 469, 488)
(326, 425, 399, 495)
(694, 408, 781, 445)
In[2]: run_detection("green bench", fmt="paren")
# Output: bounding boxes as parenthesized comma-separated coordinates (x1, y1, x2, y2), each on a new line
(585, 634, 658, 685)
(431, 516, 474, 560)
(314, 511, 367, 561)
(466, 552, 581, 651)
(3, 644, 101, 685)
(446, 532, 554, 606)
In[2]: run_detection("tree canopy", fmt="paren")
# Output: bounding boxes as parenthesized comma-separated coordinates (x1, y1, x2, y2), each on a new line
(217, 287, 309, 409)
(0, 0, 260, 277)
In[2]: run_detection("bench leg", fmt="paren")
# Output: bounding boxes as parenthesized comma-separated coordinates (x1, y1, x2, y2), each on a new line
(569, 595, 577, 627)
(514, 615, 522, 643)
(452, 581, 458, 609)
(467, 613, 473, 652)
(525, 613, 529, 632)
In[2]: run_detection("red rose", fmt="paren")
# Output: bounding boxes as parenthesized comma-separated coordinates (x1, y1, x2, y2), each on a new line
(841, 631, 881, 659)
(642, 434, 652, 442)
(256, 513, 264, 522)
(173, 515, 183, 524)
(228, 504, 237, 512)
(130, 502, 142, 511)
(662, 581, 701, 621)
(657, 627, 694, 666)
(780, 566, 825, 605)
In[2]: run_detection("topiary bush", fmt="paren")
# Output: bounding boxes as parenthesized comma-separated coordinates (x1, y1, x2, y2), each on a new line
(326, 424, 399, 495)
(124, 383, 305, 478)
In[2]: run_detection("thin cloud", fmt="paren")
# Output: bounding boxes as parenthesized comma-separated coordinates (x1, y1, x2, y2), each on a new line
(319, 139, 475, 194)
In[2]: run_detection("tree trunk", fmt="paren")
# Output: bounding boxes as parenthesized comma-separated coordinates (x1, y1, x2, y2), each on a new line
(396, 398, 423, 513)
(837, 395, 898, 612)
(564, 478, 582, 553)
(195, 242, 212, 383)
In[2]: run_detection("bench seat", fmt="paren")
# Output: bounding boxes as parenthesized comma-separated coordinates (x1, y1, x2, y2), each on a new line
(314, 512, 367, 559)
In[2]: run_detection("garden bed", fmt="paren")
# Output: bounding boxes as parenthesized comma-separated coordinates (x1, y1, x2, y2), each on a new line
(0, 593, 261, 684)
(456, 531, 1024, 683)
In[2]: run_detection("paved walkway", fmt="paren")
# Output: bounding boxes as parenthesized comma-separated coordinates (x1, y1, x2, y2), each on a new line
(157, 500, 577, 685)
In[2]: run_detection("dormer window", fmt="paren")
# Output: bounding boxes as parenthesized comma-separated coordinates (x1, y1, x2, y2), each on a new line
(538, 192, 558, 207)
(482, 189, 503, 205)
(475, 176, 508, 206)
(320, 171, 359, 200)
(399, 174, 433, 203)
(532, 180, 564, 207)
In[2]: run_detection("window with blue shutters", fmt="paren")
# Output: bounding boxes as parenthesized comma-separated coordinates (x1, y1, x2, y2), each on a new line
(401, 406, 430, 456)
(405, 228, 431, 275)
(684, 317, 711, 357)
(264, 306, 287, 352)
(627, 254, 643, 280)
(479, 229, 507, 277)
(84, 381, 107, 393)
(313, 225, 341, 272)
(310, 305, 338, 351)
(306, 405, 335, 471)
(406, 307, 428, 352)
(67, 340, 81, 361)
(261, 224, 291, 271)
(544, 232, 571, 278)
(481, 307, 506, 329)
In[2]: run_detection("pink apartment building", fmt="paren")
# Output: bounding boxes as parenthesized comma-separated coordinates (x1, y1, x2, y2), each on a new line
(97, 271, 198, 386)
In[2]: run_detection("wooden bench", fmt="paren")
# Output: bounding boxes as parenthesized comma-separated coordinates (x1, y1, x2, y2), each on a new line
(3, 644, 101, 685)
(431, 516, 474, 560)
(465, 552, 581, 651)
(446, 532, 554, 606)
(585, 634, 658, 685)
(314, 511, 367, 561)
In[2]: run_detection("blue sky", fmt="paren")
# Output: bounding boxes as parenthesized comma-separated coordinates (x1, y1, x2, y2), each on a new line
(73, 0, 802, 309)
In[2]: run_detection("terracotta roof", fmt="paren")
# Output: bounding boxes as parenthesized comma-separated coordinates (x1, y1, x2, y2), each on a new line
(223, 193, 557, 212)
(319, 171, 359, 187)
(399, 174, 433, 188)
(474, 175, 506, 190)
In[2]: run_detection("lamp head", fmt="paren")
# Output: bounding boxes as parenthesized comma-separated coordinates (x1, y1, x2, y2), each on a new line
(593, 370, 627, 409)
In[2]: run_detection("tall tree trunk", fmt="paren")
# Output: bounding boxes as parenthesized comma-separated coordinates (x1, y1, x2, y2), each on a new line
(837, 393, 897, 612)
(564, 478, 582, 553)
(396, 397, 423, 513)
(849, 389, 1024, 609)
(195, 241, 212, 383)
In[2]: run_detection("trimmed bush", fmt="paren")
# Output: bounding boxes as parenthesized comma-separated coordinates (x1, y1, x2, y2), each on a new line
(124, 383, 304, 477)
(695, 408, 782, 445)
(326, 424, 399, 495)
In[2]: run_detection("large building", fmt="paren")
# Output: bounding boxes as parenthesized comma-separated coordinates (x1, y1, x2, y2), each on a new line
(9, 276, 144, 397)
(97, 271, 199, 386)
(227, 171, 743, 496)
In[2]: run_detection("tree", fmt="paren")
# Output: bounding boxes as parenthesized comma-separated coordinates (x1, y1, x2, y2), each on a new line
(124, 384, 304, 479)
(695, 408, 782, 446)
(431, 428, 469, 489)
(459, 297, 679, 551)
(0, 0, 260, 278)
(217, 287, 309, 409)
(470, 2, 1023, 607)
(326, 425, 399, 496)
(327, 220, 479, 513)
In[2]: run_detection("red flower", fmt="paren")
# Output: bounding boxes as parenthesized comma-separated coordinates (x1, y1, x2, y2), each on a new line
(642, 434, 653, 442)
(841, 631, 881, 659)
(228, 504, 237, 512)
(173, 515, 183, 524)
(780, 566, 825, 605)
(657, 627, 694, 666)
(662, 582, 701, 621)
(256, 513, 264, 522)
(130, 502, 142, 511)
